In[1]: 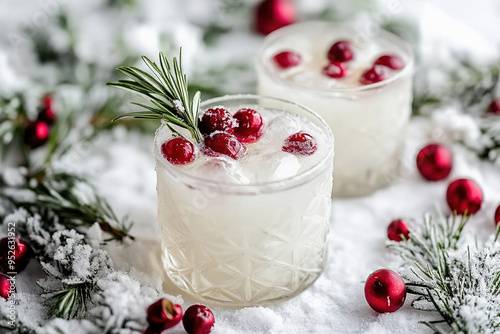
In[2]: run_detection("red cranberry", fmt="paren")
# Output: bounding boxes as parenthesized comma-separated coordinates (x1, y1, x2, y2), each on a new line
(233, 108, 264, 143)
(387, 219, 410, 242)
(161, 137, 196, 165)
(360, 66, 385, 85)
(38, 94, 56, 125)
(364, 269, 406, 313)
(416, 143, 453, 181)
(322, 62, 348, 79)
(446, 179, 483, 215)
(24, 121, 49, 149)
(495, 205, 500, 226)
(145, 298, 183, 333)
(488, 99, 500, 115)
(204, 132, 247, 160)
(273, 51, 301, 69)
(254, 0, 296, 35)
(282, 132, 317, 155)
(0, 275, 13, 300)
(199, 107, 235, 136)
(182, 304, 215, 334)
(374, 54, 404, 70)
(327, 40, 354, 63)
(0, 237, 32, 275)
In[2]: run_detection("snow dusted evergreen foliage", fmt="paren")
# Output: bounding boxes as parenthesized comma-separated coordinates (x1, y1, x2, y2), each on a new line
(389, 213, 500, 333)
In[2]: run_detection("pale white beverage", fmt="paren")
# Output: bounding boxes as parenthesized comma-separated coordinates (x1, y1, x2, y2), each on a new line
(155, 95, 334, 307)
(257, 22, 414, 197)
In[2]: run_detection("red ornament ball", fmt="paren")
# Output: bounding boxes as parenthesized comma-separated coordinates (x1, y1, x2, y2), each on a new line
(273, 51, 301, 69)
(0, 274, 14, 300)
(24, 121, 50, 149)
(446, 179, 483, 215)
(0, 237, 32, 275)
(254, 0, 296, 35)
(233, 108, 264, 143)
(387, 219, 410, 242)
(182, 304, 215, 334)
(144, 298, 183, 333)
(282, 132, 317, 155)
(488, 99, 500, 115)
(374, 54, 404, 70)
(495, 205, 500, 226)
(327, 40, 354, 63)
(360, 66, 385, 85)
(204, 132, 247, 160)
(322, 62, 348, 79)
(364, 269, 406, 313)
(199, 107, 234, 136)
(161, 137, 196, 165)
(416, 143, 453, 181)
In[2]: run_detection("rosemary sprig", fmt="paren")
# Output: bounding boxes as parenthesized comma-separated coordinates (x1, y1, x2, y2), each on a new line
(107, 50, 203, 142)
(43, 282, 97, 319)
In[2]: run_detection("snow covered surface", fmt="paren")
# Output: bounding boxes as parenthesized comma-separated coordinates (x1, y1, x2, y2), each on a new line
(1, 0, 500, 333)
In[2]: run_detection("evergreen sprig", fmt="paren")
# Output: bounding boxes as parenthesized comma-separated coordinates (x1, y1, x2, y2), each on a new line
(43, 282, 97, 319)
(108, 50, 203, 142)
(389, 214, 500, 333)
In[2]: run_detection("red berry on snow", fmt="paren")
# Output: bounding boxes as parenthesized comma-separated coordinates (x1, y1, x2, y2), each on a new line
(204, 132, 247, 160)
(387, 219, 410, 242)
(233, 108, 264, 143)
(364, 269, 406, 313)
(24, 121, 50, 149)
(374, 54, 404, 70)
(254, 0, 296, 35)
(327, 40, 354, 63)
(273, 51, 302, 69)
(182, 304, 215, 334)
(0, 275, 14, 300)
(161, 137, 196, 165)
(199, 107, 235, 136)
(322, 61, 348, 79)
(144, 298, 183, 333)
(488, 99, 500, 115)
(416, 143, 453, 181)
(0, 237, 32, 275)
(282, 132, 317, 155)
(360, 66, 385, 85)
(495, 205, 500, 226)
(446, 179, 483, 215)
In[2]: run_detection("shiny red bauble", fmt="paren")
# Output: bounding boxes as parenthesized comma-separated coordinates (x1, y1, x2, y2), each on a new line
(161, 137, 196, 165)
(387, 219, 410, 242)
(416, 143, 453, 181)
(182, 304, 215, 334)
(24, 121, 50, 149)
(364, 269, 406, 313)
(0, 237, 32, 275)
(446, 179, 483, 215)
(144, 298, 183, 334)
(254, 0, 296, 35)
(233, 108, 264, 143)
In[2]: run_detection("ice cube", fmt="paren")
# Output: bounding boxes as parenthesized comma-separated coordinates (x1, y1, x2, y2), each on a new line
(188, 156, 250, 185)
(244, 152, 301, 182)
(268, 114, 300, 135)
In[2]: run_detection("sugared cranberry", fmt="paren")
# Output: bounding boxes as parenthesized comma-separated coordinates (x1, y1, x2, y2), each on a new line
(387, 219, 410, 242)
(446, 179, 483, 215)
(322, 62, 348, 79)
(488, 99, 500, 115)
(495, 205, 500, 226)
(24, 121, 49, 149)
(182, 304, 215, 334)
(38, 94, 56, 125)
(273, 51, 301, 69)
(0, 275, 13, 300)
(204, 132, 247, 160)
(416, 143, 453, 181)
(0, 237, 32, 275)
(161, 137, 196, 165)
(282, 132, 317, 155)
(364, 269, 406, 313)
(374, 55, 404, 70)
(360, 66, 385, 85)
(233, 108, 264, 143)
(327, 40, 354, 63)
(254, 0, 296, 35)
(199, 107, 235, 136)
(144, 298, 183, 333)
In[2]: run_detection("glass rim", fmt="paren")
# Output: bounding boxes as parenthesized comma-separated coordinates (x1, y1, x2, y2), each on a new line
(256, 21, 415, 94)
(154, 94, 334, 194)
